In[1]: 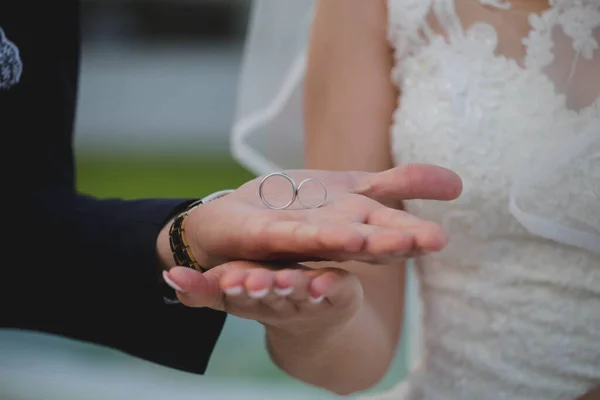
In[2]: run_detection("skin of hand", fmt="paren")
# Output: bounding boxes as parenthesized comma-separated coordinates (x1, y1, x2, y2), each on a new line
(157, 163, 462, 273)
(157, 163, 461, 395)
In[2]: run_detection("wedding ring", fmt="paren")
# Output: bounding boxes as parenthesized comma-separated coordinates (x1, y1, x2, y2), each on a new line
(259, 172, 297, 210)
(297, 178, 328, 209)
(259, 172, 328, 210)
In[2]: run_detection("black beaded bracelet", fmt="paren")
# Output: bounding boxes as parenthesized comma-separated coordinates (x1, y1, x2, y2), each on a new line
(168, 190, 234, 272)
(168, 199, 206, 272)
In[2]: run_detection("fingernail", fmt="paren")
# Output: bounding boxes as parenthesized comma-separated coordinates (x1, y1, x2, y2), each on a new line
(248, 288, 270, 299)
(309, 295, 324, 304)
(224, 286, 243, 296)
(163, 270, 185, 293)
(274, 286, 294, 297)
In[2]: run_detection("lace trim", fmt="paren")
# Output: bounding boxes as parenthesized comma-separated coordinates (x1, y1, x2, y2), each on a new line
(389, 0, 600, 68)
(525, 1, 600, 69)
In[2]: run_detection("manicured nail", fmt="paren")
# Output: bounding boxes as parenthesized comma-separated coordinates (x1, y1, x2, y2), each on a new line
(309, 295, 324, 304)
(248, 288, 270, 299)
(274, 286, 294, 297)
(224, 286, 243, 296)
(163, 270, 185, 293)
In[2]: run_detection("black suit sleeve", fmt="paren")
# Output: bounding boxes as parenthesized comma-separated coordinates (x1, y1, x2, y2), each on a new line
(70, 194, 227, 375)
(0, 2, 226, 375)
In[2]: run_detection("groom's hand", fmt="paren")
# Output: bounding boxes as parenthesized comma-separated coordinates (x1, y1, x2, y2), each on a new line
(176, 163, 462, 269)
(163, 261, 362, 334)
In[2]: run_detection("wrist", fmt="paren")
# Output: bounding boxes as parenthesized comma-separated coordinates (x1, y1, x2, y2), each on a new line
(159, 190, 234, 272)
(181, 204, 214, 268)
(185, 189, 235, 269)
(264, 308, 358, 345)
(265, 324, 339, 348)
(157, 218, 176, 271)
(265, 324, 336, 369)
(263, 314, 360, 391)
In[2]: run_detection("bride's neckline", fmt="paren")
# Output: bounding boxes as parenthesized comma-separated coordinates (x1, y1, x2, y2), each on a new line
(417, 0, 600, 114)
(480, 1, 600, 114)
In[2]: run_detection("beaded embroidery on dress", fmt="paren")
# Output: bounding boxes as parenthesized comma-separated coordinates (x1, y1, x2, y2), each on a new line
(361, 0, 600, 399)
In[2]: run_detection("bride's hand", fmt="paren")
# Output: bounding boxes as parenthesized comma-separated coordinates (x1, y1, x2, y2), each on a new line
(182, 163, 462, 269)
(163, 262, 362, 332)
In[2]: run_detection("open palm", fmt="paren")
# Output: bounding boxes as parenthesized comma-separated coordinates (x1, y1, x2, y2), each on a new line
(186, 163, 462, 268)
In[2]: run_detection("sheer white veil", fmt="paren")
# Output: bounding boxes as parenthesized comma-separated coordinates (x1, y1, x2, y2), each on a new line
(232, 0, 600, 381)
(231, 0, 314, 174)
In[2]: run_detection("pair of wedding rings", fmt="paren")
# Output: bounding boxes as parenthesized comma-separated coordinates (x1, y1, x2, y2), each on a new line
(258, 172, 328, 210)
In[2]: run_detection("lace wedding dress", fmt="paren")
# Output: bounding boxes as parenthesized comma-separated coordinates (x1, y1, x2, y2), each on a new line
(361, 1, 600, 399)
(232, 1, 600, 399)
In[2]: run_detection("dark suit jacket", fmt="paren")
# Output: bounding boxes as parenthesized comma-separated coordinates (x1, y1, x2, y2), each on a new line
(0, 1, 226, 375)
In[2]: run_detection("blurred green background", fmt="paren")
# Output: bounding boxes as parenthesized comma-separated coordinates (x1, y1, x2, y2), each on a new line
(76, 152, 255, 200)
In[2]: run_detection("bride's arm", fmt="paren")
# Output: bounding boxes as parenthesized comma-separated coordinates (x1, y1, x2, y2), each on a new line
(266, 0, 405, 395)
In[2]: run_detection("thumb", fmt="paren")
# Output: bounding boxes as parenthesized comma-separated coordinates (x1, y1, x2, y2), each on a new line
(163, 267, 225, 310)
(355, 163, 462, 202)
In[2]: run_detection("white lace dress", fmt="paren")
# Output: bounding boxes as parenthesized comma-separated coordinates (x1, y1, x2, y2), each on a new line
(363, 1, 600, 399)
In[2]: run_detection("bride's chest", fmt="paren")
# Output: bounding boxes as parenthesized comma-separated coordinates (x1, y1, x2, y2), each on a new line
(388, 0, 600, 182)
(390, 51, 599, 244)
(387, 0, 600, 251)
(391, 45, 599, 181)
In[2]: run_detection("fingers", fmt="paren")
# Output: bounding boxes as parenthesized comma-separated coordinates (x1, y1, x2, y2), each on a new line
(255, 221, 421, 263)
(348, 223, 415, 256)
(309, 268, 361, 307)
(250, 201, 448, 262)
(279, 269, 320, 303)
(214, 262, 357, 325)
(220, 264, 322, 305)
(365, 208, 449, 252)
(301, 204, 439, 260)
(355, 163, 463, 202)
(243, 219, 367, 259)
(163, 266, 226, 310)
(167, 261, 362, 331)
